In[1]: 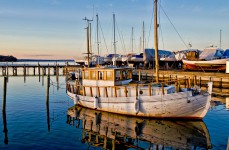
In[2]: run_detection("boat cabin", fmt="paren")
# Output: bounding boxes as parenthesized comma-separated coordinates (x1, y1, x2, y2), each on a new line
(82, 67, 133, 86)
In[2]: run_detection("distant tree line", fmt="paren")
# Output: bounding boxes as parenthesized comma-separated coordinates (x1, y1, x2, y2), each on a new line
(0, 55, 17, 62)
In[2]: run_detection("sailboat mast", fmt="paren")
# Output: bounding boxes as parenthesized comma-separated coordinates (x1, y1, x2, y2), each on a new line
(89, 23, 92, 57)
(143, 21, 145, 52)
(113, 13, 116, 66)
(154, 0, 159, 83)
(87, 26, 90, 67)
(83, 17, 93, 67)
(96, 14, 100, 65)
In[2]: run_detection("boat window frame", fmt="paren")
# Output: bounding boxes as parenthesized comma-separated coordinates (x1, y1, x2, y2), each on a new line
(84, 70, 89, 79)
(90, 70, 97, 80)
(106, 70, 113, 81)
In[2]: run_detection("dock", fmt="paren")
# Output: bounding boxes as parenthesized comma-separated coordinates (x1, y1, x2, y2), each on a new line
(0, 63, 80, 76)
(135, 69, 229, 97)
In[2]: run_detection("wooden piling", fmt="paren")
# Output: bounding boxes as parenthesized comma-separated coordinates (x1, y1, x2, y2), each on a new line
(23, 65, 26, 76)
(33, 67, 36, 75)
(194, 75, 197, 86)
(188, 77, 191, 88)
(48, 65, 50, 76)
(199, 77, 202, 88)
(2, 76, 7, 112)
(38, 63, 41, 76)
(184, 76, 186, 88)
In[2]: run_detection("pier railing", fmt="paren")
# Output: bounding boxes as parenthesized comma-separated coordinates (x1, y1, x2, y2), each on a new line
(0, 63, 80, 76)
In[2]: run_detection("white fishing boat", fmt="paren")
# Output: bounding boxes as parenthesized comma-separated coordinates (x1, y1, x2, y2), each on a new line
(66, 0, 213, 119)
(67, 105, 212, 149)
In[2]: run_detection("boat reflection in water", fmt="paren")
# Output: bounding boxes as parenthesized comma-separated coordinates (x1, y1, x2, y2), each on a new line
(67, 106, 212, 150)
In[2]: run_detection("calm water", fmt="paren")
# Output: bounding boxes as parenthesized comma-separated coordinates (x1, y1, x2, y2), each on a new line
(0, 61, 228, 150)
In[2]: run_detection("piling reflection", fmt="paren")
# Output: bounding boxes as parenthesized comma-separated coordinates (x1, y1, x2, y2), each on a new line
(67, 106, 212, 150)
(2, 76, 8, 144)
(2, 111, 8, 144)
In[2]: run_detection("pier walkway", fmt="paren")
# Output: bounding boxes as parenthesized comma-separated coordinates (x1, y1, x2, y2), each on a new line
(0, 63, 80, 76)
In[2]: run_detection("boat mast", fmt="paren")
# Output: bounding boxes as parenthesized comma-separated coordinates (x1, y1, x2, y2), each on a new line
(83, 17, 93, 67)
(154, 0, 159, 83)
(113, 13, 117, 66)
(143, 21, 146, 67)
(87, 26, 90, 67)
(143, 21, 145, 52)
(89, 23, 92, 58)
(96, 14, 100, 65)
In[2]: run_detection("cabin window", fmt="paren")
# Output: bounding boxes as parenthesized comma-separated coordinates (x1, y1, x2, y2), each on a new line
(90, 71, 96, 80)
(98, 71, 104, 80)
(115, 70, 121, 80)
(122, 70, 128, 79)
(106, 71, 113, 80)
(84, 71, 89, 79)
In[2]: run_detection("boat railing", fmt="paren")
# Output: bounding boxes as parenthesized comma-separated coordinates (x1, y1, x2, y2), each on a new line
(66, 77, 197, 98)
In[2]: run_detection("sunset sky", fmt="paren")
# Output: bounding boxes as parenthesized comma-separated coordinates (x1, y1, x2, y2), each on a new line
(0, 0, 229, 60)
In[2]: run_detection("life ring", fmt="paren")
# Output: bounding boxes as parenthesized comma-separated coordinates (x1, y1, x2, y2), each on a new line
(94, 96, 99, 109)
(134, 98, 140, 114)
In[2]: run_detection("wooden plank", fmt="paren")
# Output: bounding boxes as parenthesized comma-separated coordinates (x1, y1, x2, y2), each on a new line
(114, 86, 117, 97)
(148, 84, 152, 96)
(97, 87, 101, 97)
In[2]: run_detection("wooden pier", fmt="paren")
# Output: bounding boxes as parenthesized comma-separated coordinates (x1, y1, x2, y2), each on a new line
(136, 69, 229, 97)
(0, 63, 79, 76)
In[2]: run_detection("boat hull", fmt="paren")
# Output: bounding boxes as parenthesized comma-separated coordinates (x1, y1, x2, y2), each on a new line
(67, 89, 211, 119)
(182, 58, 229, 71)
